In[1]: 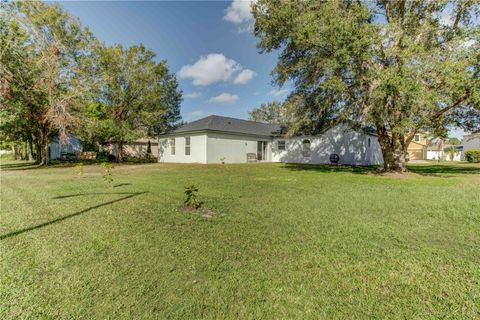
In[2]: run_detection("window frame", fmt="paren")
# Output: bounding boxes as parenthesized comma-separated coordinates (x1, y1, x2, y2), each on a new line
(185, 136, 191, 156)
(414, 134, 420, 142)
(302, 139, 311, 157)
(170, 138, 176, 155)
(277, 140, 286, 151)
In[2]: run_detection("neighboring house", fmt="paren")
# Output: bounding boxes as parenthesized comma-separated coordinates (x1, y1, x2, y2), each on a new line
(426, 145, 463, 161)
(463, 133, 480, 151)
(50, 134, 82, 160)
(407, 133, 428, 160)
(106, 138, 158, 159)
(158, 115, 383, 165)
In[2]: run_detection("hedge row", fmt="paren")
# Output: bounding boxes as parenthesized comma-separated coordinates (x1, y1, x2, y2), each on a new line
(465, 149, 480, 163)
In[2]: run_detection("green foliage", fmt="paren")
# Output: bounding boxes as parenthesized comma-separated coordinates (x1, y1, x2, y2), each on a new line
(78, 44, 182, 161)
(183, 185, 202, 209)
(252, 0, 480, 171)
(249, 101, 290, 124)
(101, 162, 113, 182)
(0, 152, 14, 161)
(75, 163, 84, 176)
(447, 137, 462, 145)
(465, 149, 480, 163)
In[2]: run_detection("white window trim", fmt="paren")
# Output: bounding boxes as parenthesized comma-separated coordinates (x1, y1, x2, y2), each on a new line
(185, 137, 191, 156)
(170, 138, 176, 155)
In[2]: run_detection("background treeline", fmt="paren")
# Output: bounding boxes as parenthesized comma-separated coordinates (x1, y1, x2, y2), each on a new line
(0, 1, 182, 164)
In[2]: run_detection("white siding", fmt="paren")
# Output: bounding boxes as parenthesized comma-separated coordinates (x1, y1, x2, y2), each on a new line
(158, 134, 207, 163)
(271, 124, 383, 166)
(159, 124, 383, 166)
(463, 134, 480, 151)
(206, 133, 270, 163)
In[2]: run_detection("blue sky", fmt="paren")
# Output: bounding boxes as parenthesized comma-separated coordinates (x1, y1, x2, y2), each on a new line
(60, 1, 289, 122)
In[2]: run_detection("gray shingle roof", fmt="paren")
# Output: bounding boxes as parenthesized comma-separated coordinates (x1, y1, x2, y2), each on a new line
(171, 115, 283, 137)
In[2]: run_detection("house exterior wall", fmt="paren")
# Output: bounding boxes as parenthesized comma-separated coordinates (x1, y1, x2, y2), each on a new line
(158, 124, 383, 166)
(158, 134, 207, 163)
(271, 124, 383, 165)
(206, 132, 271, 163)
(426, 150, 463, 161)
(407, 134, 428, 160)
(50, 135, 82, 160)
(463, 134, 480, 150)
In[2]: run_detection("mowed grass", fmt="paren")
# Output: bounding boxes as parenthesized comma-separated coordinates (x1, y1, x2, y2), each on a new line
(1, 161, 479, 319)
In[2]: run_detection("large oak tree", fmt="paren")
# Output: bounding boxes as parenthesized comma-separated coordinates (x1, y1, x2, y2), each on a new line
(252, 0, 480, 171)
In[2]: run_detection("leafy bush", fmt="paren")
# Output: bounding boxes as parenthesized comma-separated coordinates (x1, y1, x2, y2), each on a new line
(184, 185, 202, 209)
(96, 152, 109, 162)
(465, 149, 480, 163)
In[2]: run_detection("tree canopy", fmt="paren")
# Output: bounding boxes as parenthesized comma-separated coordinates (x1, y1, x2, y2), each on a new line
(253, 0, 480, 171)
(248, 101, 291, 124)
(0, 1, 182, 164)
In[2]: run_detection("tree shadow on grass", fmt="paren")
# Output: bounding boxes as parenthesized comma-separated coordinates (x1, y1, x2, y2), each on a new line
(0, 192, 147, 241)
(0, 162, 40, 170)
(282, 163, 376, 174)
(407, 164, 480, 176)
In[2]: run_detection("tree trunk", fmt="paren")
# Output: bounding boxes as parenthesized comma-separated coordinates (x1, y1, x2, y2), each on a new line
(377, 128, 408, 172)
(39, 127, 50, 165)
(116, 141, 123, 163)
(27, 136, 34, 161)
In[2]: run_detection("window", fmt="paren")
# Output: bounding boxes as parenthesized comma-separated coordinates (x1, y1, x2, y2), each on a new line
(367, 138, 371, 148)
(302, 139, 311, 157)
(414, 134, 420, 142)
(185, 137, 191, 155)
(277, 140, 286, 151)
(170, 138, 175, 155)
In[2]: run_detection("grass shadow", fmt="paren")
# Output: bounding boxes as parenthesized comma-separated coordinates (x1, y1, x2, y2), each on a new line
(0, 162, 40, 170)
(282, 163, 376, 174)
(407, 163, 480, 176)
(113, 183, 132, 188)
(52, 192, 138, 199)
(0, 192, 147, 241)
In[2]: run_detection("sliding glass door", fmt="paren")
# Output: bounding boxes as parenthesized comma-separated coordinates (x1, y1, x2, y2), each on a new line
(257, 141, 267, 161)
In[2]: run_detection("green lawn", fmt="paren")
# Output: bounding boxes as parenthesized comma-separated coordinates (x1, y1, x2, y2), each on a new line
(1, 161, 479, 319)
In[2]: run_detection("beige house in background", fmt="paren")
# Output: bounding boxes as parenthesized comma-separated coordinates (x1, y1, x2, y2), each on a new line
(106, 138, 158, 159)
(407, 133, 428, 160)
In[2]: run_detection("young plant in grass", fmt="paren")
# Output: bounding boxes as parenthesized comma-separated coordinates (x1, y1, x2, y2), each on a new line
(183, 185, 202, 210)
(75, 163, 84, 177)
(101, 162, 114, 183)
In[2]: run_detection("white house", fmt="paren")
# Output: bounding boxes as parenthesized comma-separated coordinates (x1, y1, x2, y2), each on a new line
(158, 115, 383, 165)
(463, 133, 480, 151)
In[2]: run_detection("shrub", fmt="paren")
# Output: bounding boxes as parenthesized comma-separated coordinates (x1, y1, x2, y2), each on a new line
(184, 185, 202, 209)
(465, 149, 480, 163)
(96, 152, 109, 162)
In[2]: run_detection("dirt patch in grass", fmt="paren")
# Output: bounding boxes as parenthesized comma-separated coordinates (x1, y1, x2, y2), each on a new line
(177, 205, 217, 218)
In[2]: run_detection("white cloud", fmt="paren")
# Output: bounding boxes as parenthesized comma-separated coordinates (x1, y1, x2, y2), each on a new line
(233, 69, 256, 84)
(269, 88, 290, 97)
(207, 93, 239, 104)
(178, 53, 256, 86)
(178, 53, 241, 86)
(223, 0, 256, 33)
(187, 110, 212, 121)
(184, 92, 202, 99)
